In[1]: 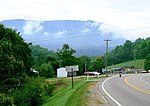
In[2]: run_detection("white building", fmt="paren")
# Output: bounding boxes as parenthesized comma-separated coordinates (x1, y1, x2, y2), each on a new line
(57, 68, 67, 78)
(57, 65, 79, 78)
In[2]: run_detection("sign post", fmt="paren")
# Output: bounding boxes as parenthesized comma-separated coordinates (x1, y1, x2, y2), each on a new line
(71, 68, 74, 88)
(65, 65, 79, 89)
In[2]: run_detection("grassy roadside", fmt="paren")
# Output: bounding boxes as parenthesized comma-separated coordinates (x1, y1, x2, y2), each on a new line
(108, 59, 145, 69)
(65, 82, 91, 106)
(41, 76, 105, 106)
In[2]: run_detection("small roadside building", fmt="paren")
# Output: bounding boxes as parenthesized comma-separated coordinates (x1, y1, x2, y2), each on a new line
(57, 68, 67, 78)
(57, 65, 79, 78)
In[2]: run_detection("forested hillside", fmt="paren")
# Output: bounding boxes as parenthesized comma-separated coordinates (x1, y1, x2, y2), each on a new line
(30, 44, 105, 76)
(108, 37, 150, 65)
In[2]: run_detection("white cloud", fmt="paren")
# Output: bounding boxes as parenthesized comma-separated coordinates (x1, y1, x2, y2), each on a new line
(1, 0, 150, 40)
(82, 28, 90, 33)
(55, 30, 66, 36)
(100, 23, 150, 40)
(82, 21, 101, 33)
(44, 32, 48, 35)
(54, 30, 67, 38)
(23, 20, 43, 35)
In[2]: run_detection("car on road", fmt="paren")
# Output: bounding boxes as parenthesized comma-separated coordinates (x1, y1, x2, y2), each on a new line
(84, 71, 101, 76)
(92, 71, 101, 75)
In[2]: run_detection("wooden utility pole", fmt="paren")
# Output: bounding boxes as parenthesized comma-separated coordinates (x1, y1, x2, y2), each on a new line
(71, 68, 74, 88)
(104, 38, 111, 73)
(85, 62, 86, 72)
(134, 50, 137, 62)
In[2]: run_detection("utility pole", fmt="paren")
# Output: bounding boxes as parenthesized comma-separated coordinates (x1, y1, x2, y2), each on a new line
(104, 38, 111, 74)
(134, 50, 138, 71)
(59, 60, 61, 68)
(85, 62, 86, 72)
(71, 68, 74, 88)
(134, 50, 137, 62)
(85, 62, 89, 80)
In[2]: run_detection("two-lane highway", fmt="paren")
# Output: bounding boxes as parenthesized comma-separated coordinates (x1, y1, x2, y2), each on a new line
(101, 73, 150, 106)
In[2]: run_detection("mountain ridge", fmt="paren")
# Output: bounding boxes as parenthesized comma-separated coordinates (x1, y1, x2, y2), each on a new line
(0, 19, 125, 56)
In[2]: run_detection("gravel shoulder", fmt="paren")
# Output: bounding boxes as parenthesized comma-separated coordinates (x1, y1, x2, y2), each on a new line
(87, 78, 112, 106)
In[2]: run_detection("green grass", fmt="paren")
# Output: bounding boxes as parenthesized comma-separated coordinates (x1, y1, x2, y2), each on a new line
(65, 82, 90, 106)
(41, 76, 105, 106)
(108, 59, 145, 69)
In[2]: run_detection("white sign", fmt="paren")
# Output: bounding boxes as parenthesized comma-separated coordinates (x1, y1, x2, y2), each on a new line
(65, 65, 79, 72)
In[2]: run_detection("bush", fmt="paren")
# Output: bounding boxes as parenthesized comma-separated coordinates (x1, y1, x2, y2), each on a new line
(12, 77, 54, 106)
(39, 62, 54, 78)
(144, 54, 150, 71)
(0, 94, 14, 106)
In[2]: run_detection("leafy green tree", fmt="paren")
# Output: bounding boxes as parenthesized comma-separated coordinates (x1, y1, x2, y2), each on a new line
(108, 38, 150, 66)
(123, 40, 133, 61)
(39, 62, 54, 78)
(91, 57, 105, 73)
(30, 45, 58, 77)
(30, 45, 57, 66)
(144, 54, 150, 72)
(108, 45, 126, 65)
(57, 44, 78, 67)
(138, 40, 150, 59)
(78, 56, 91, 75)
(0, 24, 33, 92)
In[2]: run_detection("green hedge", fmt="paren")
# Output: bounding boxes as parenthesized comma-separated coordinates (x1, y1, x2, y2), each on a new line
(0, 77, 54, 106)
(0, 94, 14, 106)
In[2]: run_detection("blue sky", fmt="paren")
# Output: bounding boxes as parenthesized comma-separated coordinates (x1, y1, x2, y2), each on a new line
(0, 0, 150, 40)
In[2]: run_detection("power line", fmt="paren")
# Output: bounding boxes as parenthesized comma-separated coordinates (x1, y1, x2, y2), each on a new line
(109, 26, 150, 32)
(101, 22, 150, 31)
(23, 25, 150, 43)
(24, 32, 101, 42)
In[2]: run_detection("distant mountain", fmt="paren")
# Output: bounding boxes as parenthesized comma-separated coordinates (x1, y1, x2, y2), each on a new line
(0, 19, 125, 56)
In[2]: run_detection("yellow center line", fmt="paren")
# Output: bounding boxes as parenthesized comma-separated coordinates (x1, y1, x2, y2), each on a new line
(124, 77, 150, 95)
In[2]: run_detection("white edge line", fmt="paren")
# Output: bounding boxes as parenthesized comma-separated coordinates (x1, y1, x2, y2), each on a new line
(97, 87, 108, 103)
(102, 95, 108, 103)
(102, 77, 122, 106)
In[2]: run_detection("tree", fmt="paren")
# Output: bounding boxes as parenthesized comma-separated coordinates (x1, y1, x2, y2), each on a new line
(91, 57, 105, 73)
(30, 45, 57, 66)
(57, 44, 77, 67)
(123, 40, 133, 61)
(138, 40, 150, 59)
(108, 38, 150, 66)
(78, 56, 91, 75)
(144, 54, 150, 72)
(0, 24, 33, 92)
(39, 62, 54, 78)
(30, 45, 58, 77)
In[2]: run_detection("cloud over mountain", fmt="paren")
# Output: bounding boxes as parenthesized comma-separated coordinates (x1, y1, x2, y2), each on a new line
(0, 19, 126, 56)
(23, 20, 43, 35)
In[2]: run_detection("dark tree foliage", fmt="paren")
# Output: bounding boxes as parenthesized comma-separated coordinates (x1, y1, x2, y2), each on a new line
(108, 38, 150, 66)
(91, 57, 105, 73)
(137, 40, 150, 59)
(30, 45, 57, 77)
(123, 40, 133, 61)
(144, 54, 150, 71)
(78, 56, 91, 75)
(0, 24, 33, 92)
(30, 45, 57, 66)
(57, 44, 78, 67)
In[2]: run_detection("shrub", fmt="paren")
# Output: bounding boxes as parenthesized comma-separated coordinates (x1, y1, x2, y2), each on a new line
(12, 77, 54, 106)
(0, 94, 14, 106)
(39, 62, 54, 78)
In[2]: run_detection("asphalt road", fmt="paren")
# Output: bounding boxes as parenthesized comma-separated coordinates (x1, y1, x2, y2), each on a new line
(100, 73, 150, 106)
